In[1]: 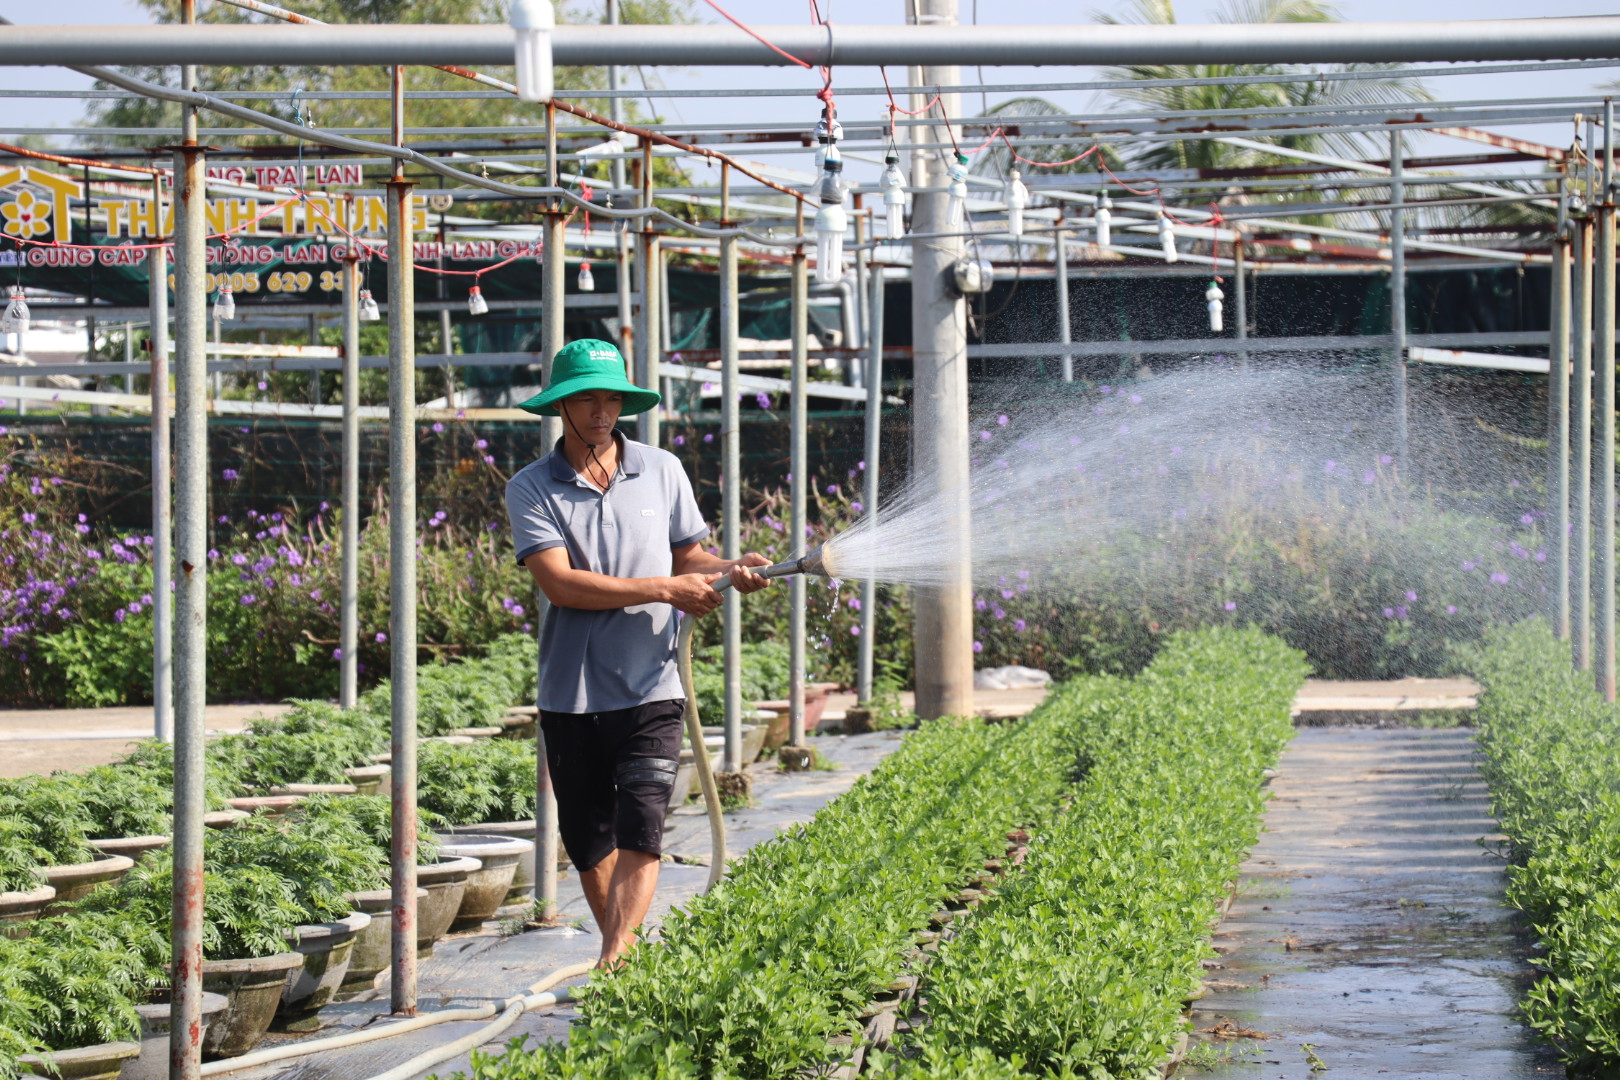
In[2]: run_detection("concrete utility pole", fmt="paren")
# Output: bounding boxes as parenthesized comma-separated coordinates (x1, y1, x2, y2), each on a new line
(907, 0, 974, 719)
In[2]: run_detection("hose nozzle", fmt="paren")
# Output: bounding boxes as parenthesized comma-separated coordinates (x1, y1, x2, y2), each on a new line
(711, 545, 830, 592)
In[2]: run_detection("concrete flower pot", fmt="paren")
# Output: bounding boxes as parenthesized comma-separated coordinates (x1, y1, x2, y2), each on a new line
(277, 911, 370, 1030)
(447, 726, 502, 739)
(40, 853, 134, 914)
(338, 888, 426, 999)
(432, 834, 531, 930)
(19, 1041, 140, 1080)
(200, 952, 305, 1058)
(0, 882, 55, 939)
(225, 795, 304, 817)
(415, 855, 481, 957)
(702, 724, 767, 764)
(122, 990, 229, 1080)
(203, 809, 250, 829)
(89, 835, 170, 863)
(445, 821, 552, 910)
(498, 713, 537, 740)
(342, 764, 391, 796)
(266, 783, 357, 797)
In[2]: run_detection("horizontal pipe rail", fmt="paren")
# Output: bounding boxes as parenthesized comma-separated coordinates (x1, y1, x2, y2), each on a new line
(2, 19, 1620, 67)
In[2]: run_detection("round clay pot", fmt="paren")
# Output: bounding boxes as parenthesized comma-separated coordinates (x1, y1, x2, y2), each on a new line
(200, 952, 305, 1058)
(415, 856, 481, 957)
(40, 854, 134, 914)
(89, 835, 170, 863)
(445, 821, 544, 909)
(123, 990, 229, 1080)
(226, 795, 304, 817)
(203, 809, 250, 829)
(432, 834, 532, 930)
(277, 911, 371, 1029)
(18, 1041, 140, 1080)
(0, 882, 55, 940)
(343, 764, 391, 796)
(337, 888, 427, 998)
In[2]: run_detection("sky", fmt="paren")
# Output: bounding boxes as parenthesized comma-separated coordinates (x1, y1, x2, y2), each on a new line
(7, 0, 1620, 180)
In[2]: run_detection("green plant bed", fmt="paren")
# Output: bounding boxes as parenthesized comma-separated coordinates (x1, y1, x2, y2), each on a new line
(1465, 619, 1620, 1077)
(415, 740, 537, 827)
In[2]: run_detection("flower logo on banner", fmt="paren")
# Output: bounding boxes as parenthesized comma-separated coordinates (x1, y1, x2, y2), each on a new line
(1, 190, 51, 240)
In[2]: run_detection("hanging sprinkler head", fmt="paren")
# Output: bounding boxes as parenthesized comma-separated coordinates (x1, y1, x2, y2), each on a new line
(814, 157, 848, 285)
(577, 261, 596, 292)
(358, 289, 381, 322)
(1158, 211, 1179, 264)
(1094, 192, 1112, 249)
(1205, 280, 1225, 333)
(881, 153, 907, 238)
(510, 0, 556, 103)
(813, 106, 843, 171)
(946, 152, 970, 227)
(1, 290, 29, 335)
(467, 284, 489, 316)
(213, 284, 236, 321)
(1004, 169, 1028, 239)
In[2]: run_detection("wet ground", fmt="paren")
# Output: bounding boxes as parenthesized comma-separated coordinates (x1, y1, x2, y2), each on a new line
(1186, 726, 1560, 1080)
(229, 729, 911, 1080)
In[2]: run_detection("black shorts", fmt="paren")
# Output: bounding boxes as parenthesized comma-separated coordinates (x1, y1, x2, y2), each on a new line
(539, 699, 685, 872)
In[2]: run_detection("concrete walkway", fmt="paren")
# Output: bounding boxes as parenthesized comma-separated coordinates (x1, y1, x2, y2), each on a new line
(1189, 727, 1558, 1079)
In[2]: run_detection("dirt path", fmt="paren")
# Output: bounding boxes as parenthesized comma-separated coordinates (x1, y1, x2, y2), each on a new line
(1188, 727, 1559, 1079)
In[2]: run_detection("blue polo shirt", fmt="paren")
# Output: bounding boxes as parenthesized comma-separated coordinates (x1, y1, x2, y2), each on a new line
(504, 435, 710, 714)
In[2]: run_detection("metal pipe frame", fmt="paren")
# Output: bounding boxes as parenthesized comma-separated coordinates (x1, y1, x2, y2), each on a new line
(1390, 130, 1409, 467)
(1550, 223, 1573, 642)
(856, 267, 883, 704)
(1234, 240, 1250, 371)
(385, 65, 420, 1015)
(1055, 228, 1073, 383)
(1599, 100, 1617, 701)
(789, 241, 808, 750)
(1574, 212, 1595, 671)
(719, 235, 743, 774)
(11, 18, 1620, 67)
(148, 172, 172, 744)
(340, 239, 360, 709)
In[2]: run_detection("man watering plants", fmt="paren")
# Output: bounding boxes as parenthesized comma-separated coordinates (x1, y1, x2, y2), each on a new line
(504, 338, 771, 968)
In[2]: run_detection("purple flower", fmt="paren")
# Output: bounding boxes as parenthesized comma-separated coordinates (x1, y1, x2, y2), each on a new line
(240, 594, 258, 606)
(673, 435, 685, 446)
(1000, 589, 1014, 600)
(1362, 469, 1376, 484)
(257, 380, 268, 391)
(1129, 394, 1142, 404)
(1395, 605, 1408, 619)
(1404, 590, 1417, 602)
(1224, 601, 1237, 612)
(1535, 549, 1547, 562)
(828, 483, 840, 495)
(1520, 513, 1535, 525)
(849, 625, 861, 636)
(474, 439, 488, 450)
(1014, 619, 1027, 632)
(21, 512, 34, 524)
(975, 598, 987, 611)
(1383, 607, 1395, 618)
(850, 502, 863, 513)
(222, 468, 239, 481)
(703, 433, 714, 443)
(1462, 561, 1477, 571)
(432, 422, 445, 433)
(1323, 460, 1337, 473)
(1100, 385, 1112, 394)
(512, 604, 525, 617)
(847, 597, 862, 611)
(484, 456, 494, 465)
(309, 589, 322, 600)
(972, 640, 984, 653)
(755, 392, 770, 410)
(978, 430, 991, 441)
(332, 647, 343, 660)
(114, 609, 126, 623)
(993, 607, 1006, 620)
(127, 602, 142, 615)
(374, 631, 387, 643)
(1118, 425, 1130, 435)
(1380, 454, 1393, 465)
(997, 414, 1009, 426)
(1446, 605, 1458, 614)
(1017, 570, 1030, 580)
(1490, 572, 1509, 585)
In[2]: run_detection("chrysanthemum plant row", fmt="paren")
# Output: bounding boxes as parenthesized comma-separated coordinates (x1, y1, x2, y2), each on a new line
(1467, 619, 1620, 1077)
(455, 626, 1306, 1080)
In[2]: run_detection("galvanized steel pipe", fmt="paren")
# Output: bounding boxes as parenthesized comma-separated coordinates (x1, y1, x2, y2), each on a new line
(340, 245, 360, 709)
(856, 266, 883, 703)
(11, 19, 1620, 67)
(1389, 129, 1408, 467)
(1598, 101, 1616, 700)
(148, 172, 172, 743)
(789, 244, 808, 749)
(1550, 227, 1573, 641)
(1055, 229, 1073, 383)
(719, 235, 742, 773)
(1574, 213, 1594, 671)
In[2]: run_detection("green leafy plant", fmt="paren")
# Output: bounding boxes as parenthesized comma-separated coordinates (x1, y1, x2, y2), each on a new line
(0, 818, 51, 894)
(285, 793, 445, 866)
(70, 765, 173, 839)
(0, 776, 96, 867)
(416, 739, 538, 826)
(207, 800, 389, 925)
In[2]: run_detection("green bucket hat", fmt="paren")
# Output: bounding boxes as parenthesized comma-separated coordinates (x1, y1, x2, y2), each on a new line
(517, 338, 661, 417)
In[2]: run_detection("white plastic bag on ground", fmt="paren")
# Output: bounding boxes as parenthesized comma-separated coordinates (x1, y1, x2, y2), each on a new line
(973, 665, 1053, 691)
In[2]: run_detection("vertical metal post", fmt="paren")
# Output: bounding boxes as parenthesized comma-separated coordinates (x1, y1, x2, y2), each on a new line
(149, 173, 172, 744)
(385, 67, 419, 1018)
(856, 265, 883, 703)
(167, 4, 205, 1074)
(122, 322, 132, 393)
(653, 244, 670, 447)
(636, 143, 661, 449)
(789, 228, 809, 749)
(1234, 239, 1249, 373)
(1551, 210, 1573, 641)
(1389, 129, 1408, 467)
(533, 104, 564, 919)
(719, 235, 742, 773)
(307, 313, 321, 404)
(339, 245, 360, 709)
(908, 0, 974, 720)
(853, 197, 869, 388)
(607, 0, 633, 364)
(1575, 213, 1594, 671)
(1055, 227, 1072, 382)
(1597, 100, 1616, 701)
